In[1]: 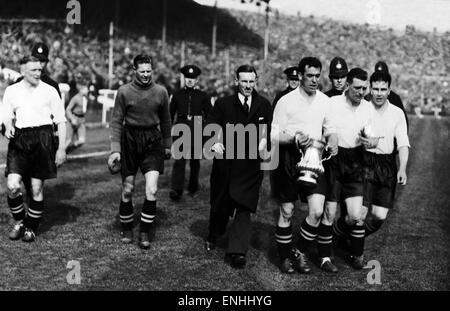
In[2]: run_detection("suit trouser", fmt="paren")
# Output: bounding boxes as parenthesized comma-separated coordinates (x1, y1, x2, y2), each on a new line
(171, 158, 200, 192)
(208, 194, 252, 255)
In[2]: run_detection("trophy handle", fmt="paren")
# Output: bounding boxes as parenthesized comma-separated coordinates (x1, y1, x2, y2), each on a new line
(299, 147, 304, 160)
(321, 145, 333, 163)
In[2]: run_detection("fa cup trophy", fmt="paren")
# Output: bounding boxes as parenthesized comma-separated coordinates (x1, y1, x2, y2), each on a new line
(295, 138, 332, 187)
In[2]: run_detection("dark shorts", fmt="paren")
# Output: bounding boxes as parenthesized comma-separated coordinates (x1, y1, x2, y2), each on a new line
(326, 146, 365, 202)
(363, 151, 397, 209)
(121, 125, 165, 177)
(6, 125, 57, 180)
(273, 144, 327, 203)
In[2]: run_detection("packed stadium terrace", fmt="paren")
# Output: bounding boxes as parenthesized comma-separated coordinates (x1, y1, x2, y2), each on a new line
(1, 9, 449, 113)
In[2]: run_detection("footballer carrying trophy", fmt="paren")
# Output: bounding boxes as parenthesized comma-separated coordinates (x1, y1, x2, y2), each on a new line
(295, 137, 332, 187)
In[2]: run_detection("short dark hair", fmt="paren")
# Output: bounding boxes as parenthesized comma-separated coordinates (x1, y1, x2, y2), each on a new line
(370, 71, 391, 88)
(19, 55, 41, 65)
(298, 57, 322, 74)
(235, 64, 257, 79)
(347, 67, 368, 84)
(133, 54, 153, 69)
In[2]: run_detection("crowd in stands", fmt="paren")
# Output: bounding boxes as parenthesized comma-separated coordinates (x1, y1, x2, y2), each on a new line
(1, 8, 449, 115)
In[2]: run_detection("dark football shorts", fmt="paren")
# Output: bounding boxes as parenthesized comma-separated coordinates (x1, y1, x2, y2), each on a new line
(121, 125, 165, 177)
(326, 146, 365, 202)
(6, 125, 57, 180)
(363, 151, 397, 209)
(273, 144, 327, 204)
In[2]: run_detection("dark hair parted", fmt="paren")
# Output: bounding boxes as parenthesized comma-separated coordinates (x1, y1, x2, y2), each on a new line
(235, 64, 258, 79)
(370, 71, 392, 88)
(133, 54, 153, 69)
(298, 57, 322, 74)
(347, 67, 368, 84)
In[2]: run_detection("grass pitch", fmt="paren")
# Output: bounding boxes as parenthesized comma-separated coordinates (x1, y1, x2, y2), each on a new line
(0, 116, 449, 290)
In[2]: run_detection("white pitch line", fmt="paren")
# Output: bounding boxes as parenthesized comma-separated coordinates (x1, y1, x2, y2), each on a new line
(0, 150, 109, 169)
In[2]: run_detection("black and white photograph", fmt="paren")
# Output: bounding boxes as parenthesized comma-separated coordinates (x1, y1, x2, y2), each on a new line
(0, 0, 449, 298)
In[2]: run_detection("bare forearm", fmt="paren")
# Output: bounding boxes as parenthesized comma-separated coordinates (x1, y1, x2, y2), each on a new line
(398, 146, 409, 171)
(57, 122, 67, 150)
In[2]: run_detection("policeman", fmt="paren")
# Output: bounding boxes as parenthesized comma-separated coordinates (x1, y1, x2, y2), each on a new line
(272, 66, 300, 109)
(169, 65, 211, 201)
(325, 57, 348, 97)
(270, 66, 300, 200)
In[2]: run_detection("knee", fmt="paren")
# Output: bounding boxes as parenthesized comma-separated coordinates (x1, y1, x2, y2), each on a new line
(371, 210, 388, 221)
(280, 204, 294, 220)
(146, 185, 158, 198)
(7, 180, 21, 198)
(122, 183, 134, 200)
(310, 209, 323, 222)
(31, 185, 44, 199)
(346, 214, 364, 226)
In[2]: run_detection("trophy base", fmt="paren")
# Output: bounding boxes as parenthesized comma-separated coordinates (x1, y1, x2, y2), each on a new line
(297, 171, 319, 187)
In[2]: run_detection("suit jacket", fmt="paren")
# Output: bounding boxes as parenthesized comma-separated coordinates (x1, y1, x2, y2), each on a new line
(207, 90, 272, 213)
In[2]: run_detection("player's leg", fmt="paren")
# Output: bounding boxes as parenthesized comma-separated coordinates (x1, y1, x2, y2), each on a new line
(6, 173, 26, 240)
(345, 196, 366, 269)
(276, 202, 295, 273)
(22, 178, 45, 242)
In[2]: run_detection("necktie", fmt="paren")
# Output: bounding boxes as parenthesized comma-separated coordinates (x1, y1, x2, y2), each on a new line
(243, 96, 249, 114)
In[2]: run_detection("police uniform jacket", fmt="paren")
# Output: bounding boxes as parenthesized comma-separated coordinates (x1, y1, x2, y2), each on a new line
(170, 87, 211, 123)
(170, 87, 211, 150)
(207, 90, 272, 213)
(325, 88, 344, 98)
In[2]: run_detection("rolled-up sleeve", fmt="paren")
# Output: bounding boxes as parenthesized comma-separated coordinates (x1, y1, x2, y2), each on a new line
(322, 101, 336, 137)
(50, 88, 66, 124)
(395, 111, 410, 149)
(270, 97, 287, 142)
(2, 88, 15, 123)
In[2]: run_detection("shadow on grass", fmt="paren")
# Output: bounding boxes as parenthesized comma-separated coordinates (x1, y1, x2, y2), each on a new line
(38, 182, 80, 234)
(188, 217, 281, 270)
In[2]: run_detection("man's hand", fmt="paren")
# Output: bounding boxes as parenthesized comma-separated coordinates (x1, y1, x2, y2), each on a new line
(258, 138, 267, 152)
(211, 142, 225, 155)
(5, 125, 15, 139)
(397, 169, 407, 185)
(108, 152, 121, 167)
(360, 136, 380, 149)
(107, 152, 121, 174)
(294, 131, 311, 148)
(55, 148, 67, 167)
(164, 148, 171, 160)
(326, 141, 338, 157)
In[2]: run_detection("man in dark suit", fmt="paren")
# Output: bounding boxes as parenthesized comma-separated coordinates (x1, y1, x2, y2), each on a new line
(204, 65, 272, 269)
(169, 65, 211, 201)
